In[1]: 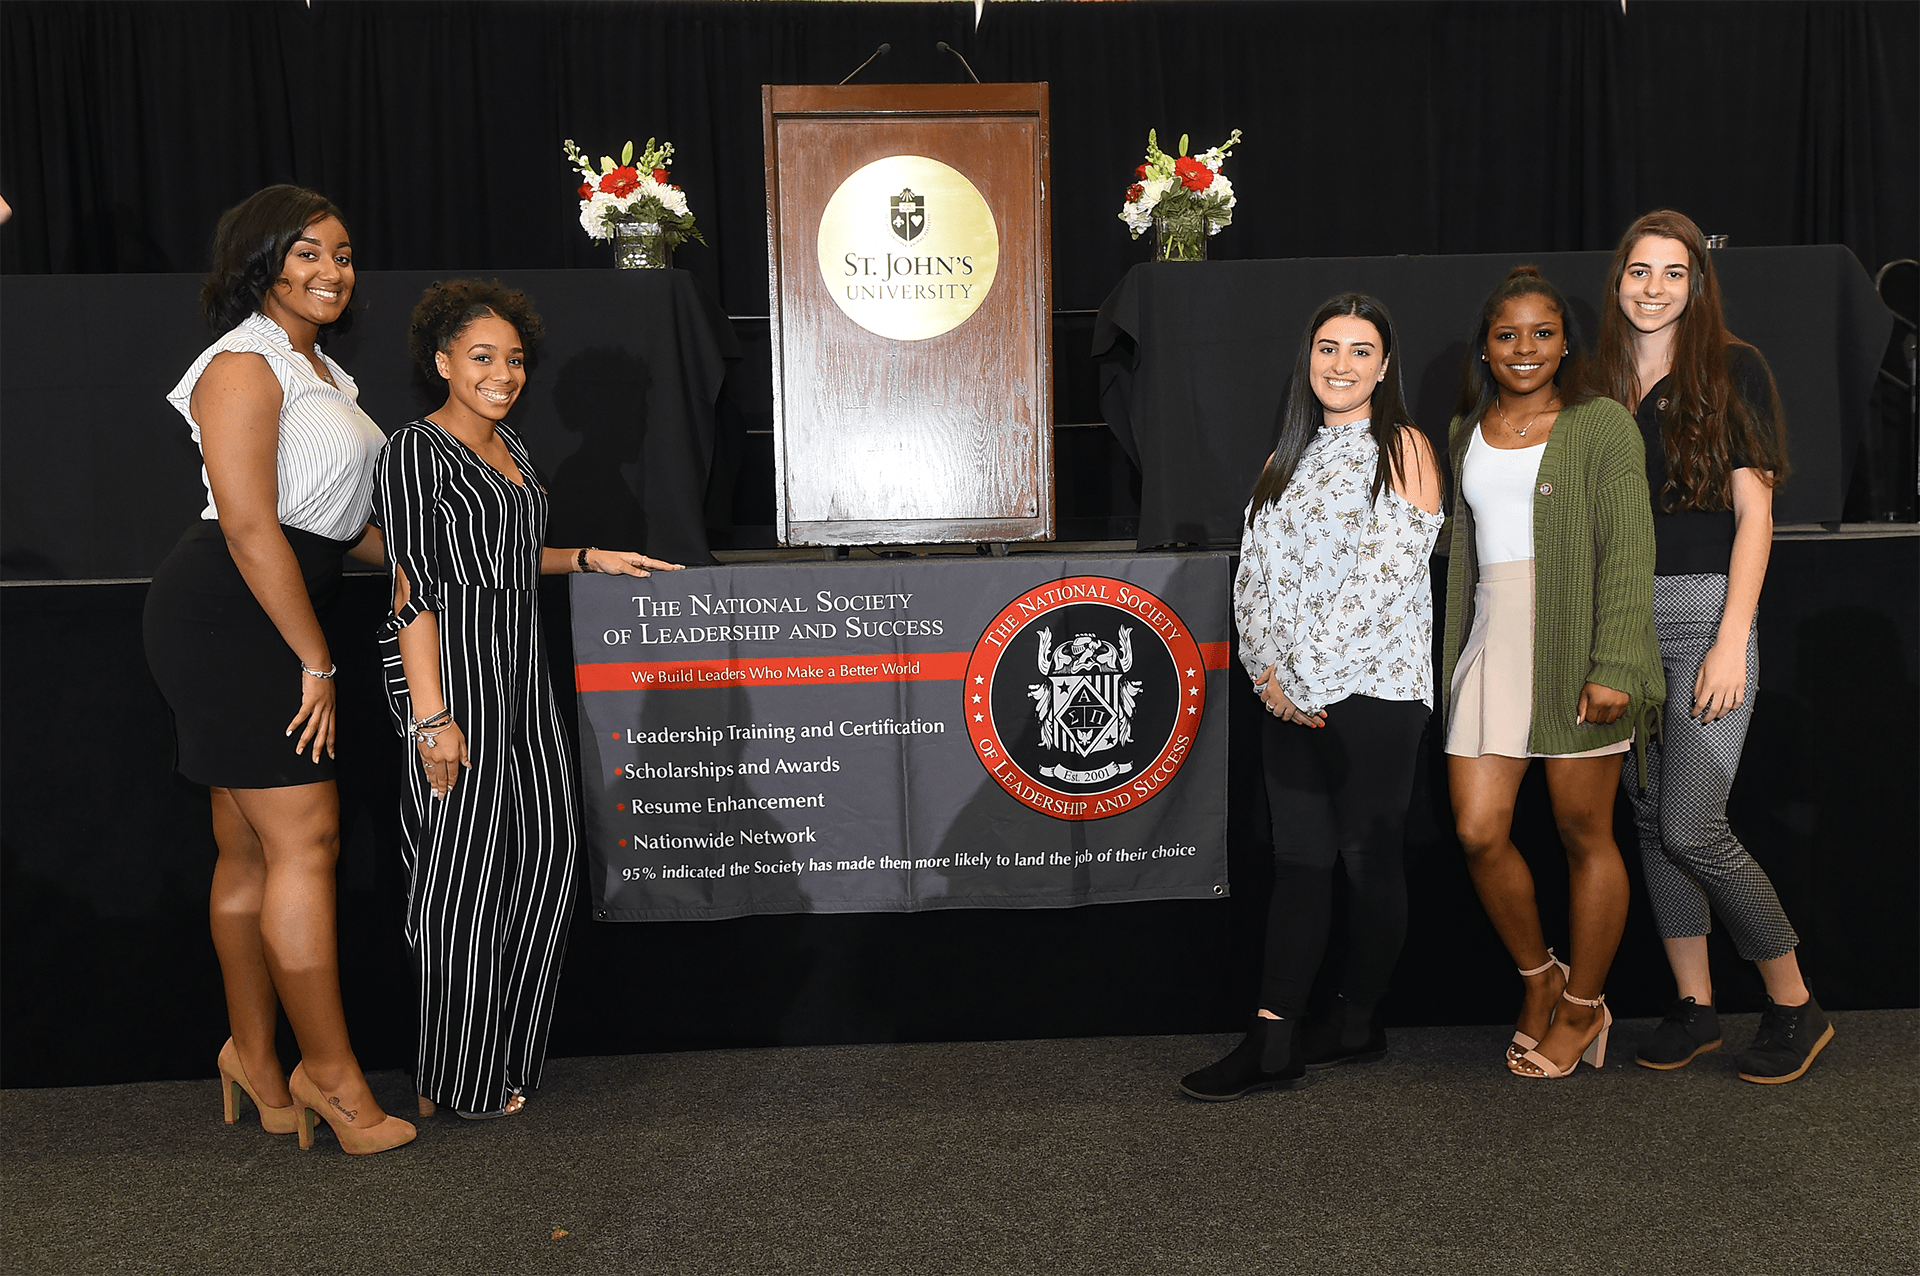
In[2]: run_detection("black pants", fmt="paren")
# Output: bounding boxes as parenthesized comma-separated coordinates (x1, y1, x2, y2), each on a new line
(1259, 694, 1430, 1017)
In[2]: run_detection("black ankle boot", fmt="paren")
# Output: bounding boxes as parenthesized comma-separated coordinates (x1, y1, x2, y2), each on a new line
(1300, 995, 1388, 1070)
(1179, 1015, 1309, 1101)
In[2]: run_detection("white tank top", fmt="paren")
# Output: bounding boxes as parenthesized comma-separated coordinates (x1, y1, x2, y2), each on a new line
(1462, 423, 1546, 564)
(166, 311, 386, 542)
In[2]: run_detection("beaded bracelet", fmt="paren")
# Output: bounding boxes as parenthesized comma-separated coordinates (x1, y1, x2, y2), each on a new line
(301, 663, 337, 680)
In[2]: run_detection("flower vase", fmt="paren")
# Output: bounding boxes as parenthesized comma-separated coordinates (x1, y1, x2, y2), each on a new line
(612, 221, 671, 270)
(1152, 213, 1210, 263)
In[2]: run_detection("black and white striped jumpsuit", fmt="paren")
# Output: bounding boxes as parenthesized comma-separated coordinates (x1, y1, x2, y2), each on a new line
(375, 418, 579, 1113)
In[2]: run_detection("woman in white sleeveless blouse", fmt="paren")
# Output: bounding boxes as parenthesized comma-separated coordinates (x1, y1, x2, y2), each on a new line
(143, 186, 414, 1154)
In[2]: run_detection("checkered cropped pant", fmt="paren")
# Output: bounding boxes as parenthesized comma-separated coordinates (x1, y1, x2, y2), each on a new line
(1622, 573, 1799, 961)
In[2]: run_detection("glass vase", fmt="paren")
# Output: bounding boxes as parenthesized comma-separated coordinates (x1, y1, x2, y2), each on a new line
(612, 221, 671, 270)
(1152, 213, 1210, 263)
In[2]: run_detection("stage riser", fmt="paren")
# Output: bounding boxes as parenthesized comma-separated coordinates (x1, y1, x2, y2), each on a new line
(1, 539, 1911, 1088)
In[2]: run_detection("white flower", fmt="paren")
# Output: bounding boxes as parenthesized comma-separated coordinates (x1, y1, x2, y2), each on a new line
(644, 177, 692, 219)
(1119, 173, 1181, 235)
(579, 192, 617, 240)
(1212, 172, 1236, 207)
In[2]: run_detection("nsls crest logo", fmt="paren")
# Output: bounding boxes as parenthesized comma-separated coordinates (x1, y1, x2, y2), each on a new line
(966, 576, 1206, 820)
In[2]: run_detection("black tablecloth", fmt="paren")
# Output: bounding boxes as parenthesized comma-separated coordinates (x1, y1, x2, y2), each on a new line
(1093, 248, 1894, 548)
(0, 269, 738, 579)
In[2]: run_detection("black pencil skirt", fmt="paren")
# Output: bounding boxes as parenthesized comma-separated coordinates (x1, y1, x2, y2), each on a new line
(143, 520, 356, 789)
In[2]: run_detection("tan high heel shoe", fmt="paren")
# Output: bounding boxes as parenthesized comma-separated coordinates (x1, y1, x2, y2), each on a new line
(1508, 950, 1572, 1062)
(288, 1063, 417, 1155)
(1512, 990, 1613, 1079)
(217, 1038, 299, 1136)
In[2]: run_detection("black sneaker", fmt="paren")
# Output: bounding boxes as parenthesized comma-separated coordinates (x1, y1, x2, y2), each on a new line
(1635, 997, 1722, 1070)
(1736, 992, 1835, 1084)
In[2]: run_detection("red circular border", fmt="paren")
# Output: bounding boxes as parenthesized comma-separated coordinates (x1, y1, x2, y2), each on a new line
(964, 576, 1207, 821)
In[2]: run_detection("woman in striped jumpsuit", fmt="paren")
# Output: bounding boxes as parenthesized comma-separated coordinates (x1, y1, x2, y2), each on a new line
(376, 279, 678, 1119)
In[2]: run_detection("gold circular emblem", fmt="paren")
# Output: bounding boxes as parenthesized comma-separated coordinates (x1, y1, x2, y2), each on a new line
(814, 155, 1000, 342)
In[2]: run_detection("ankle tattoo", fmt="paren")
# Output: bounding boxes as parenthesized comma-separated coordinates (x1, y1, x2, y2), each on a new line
(328, 1095, 359, 1123)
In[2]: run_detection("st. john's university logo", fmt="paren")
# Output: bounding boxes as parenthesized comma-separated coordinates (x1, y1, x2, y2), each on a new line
(889, 188, 925, 242)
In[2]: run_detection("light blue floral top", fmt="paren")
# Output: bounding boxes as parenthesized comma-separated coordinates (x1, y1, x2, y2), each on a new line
(1235, 419, 1446, 712)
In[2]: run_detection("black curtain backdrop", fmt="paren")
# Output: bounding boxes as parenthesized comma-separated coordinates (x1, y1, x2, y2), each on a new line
(2, 1, 1914, 312)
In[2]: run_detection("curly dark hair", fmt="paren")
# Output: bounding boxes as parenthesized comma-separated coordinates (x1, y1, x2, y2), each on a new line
(199, 185, 354, 340)
(408, 279, 545, 380)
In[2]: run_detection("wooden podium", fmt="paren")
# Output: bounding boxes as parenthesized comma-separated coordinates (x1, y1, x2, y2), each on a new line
(763, 83, 1053, 547)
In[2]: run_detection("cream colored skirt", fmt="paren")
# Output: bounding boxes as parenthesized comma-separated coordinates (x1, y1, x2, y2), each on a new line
(1446, 559, 1631, 760)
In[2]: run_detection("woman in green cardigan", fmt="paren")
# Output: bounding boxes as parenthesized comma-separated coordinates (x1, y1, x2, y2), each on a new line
(1441, 266, 1662, 1080)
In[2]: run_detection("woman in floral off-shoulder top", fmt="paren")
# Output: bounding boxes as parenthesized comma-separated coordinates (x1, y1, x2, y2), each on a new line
(1180, 293, 1444, 1102)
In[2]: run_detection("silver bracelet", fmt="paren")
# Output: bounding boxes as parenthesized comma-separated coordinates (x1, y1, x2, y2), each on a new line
(409, 707, 453, 743)
(302, 663, 337, 680)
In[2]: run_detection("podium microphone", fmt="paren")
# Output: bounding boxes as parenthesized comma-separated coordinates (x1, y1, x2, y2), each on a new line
(838, 43, 890, 85)
(936, 41, 981, 83)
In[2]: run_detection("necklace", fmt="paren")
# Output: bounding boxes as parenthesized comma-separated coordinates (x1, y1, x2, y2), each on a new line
(1493, 396, 1558, 438)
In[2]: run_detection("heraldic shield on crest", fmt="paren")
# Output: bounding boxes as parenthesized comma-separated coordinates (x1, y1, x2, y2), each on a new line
(1029, 628, 1142, 784)
(889, 187, 926, 242)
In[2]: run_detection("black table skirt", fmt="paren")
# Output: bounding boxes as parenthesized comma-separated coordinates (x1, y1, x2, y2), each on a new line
(0, 269, 739, 579)
(1094, 247, 1894, 548)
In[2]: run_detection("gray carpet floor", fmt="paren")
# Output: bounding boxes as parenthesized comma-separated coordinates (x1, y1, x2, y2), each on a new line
(3, 1010, 1915, 1275)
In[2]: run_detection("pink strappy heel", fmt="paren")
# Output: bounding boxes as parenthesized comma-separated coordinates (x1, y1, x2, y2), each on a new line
(1508, 949, 1572, 1062)
(1512, 990, 1612, 1078)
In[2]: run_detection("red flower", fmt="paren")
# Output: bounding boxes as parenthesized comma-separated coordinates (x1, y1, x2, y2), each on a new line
(599, 166, 641, 198)
(1134, 163, 1148, 180)
(577, 182, 593, 200)
(1126, 183, 1146, 203)
(652, 168, 670, 183)
(1173, 156, 1214, 191)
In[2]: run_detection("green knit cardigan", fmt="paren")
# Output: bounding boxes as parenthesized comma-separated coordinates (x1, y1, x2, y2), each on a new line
(1439, 396, 1664, 762)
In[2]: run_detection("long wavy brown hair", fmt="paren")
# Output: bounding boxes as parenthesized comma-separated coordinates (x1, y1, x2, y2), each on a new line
(1581, 209, 1789, 511)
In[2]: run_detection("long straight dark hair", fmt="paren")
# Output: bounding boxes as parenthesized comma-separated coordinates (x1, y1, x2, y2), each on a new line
(1246, 292, 1417, 525)
(1579, 209, 1790, 510)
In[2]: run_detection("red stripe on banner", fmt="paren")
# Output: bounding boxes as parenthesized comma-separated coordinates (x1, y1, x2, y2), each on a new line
(1199, 641, 1232, 669)
(576, 651, 973, 692)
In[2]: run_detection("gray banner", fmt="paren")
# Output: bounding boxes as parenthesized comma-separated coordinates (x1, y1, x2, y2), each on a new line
(571, 554, 1231, 920)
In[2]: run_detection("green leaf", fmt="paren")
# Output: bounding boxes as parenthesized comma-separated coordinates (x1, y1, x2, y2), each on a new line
(1179, 133, 1189, 157)
(621, 140, 634, 165)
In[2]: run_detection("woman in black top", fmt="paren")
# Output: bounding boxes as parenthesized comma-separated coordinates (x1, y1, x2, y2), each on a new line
(1585, 210, 1832, 1084)
(377, 279, 679, 1119)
